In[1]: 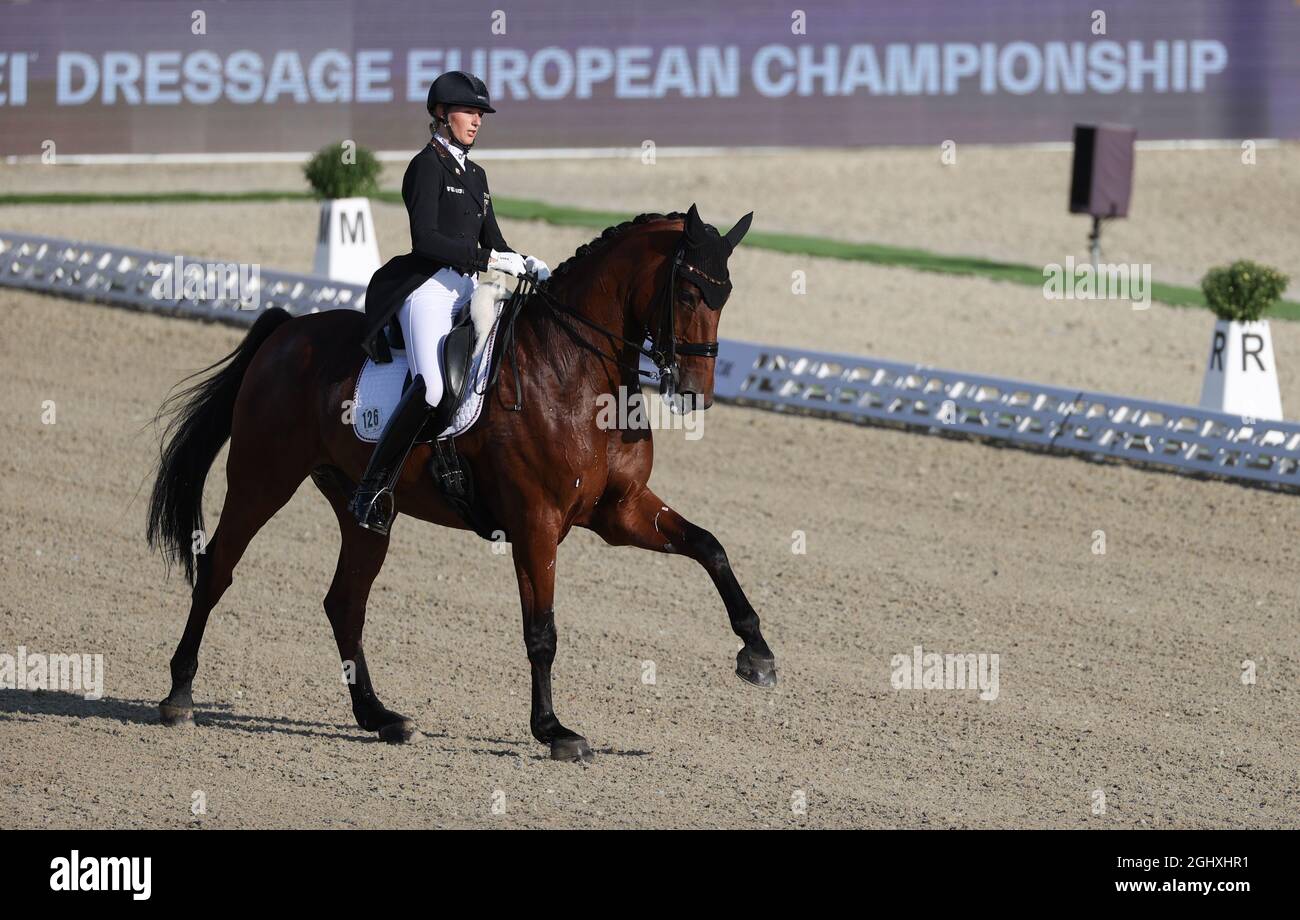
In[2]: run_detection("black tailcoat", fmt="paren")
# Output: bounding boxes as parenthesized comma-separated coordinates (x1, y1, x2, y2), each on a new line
(360, 140, 510, 362)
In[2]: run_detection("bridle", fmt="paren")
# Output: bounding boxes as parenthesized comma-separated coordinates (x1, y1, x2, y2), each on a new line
(486, 241, 719, 411)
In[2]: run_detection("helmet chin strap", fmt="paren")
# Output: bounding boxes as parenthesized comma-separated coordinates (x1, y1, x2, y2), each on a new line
(438, 120, 475, 153)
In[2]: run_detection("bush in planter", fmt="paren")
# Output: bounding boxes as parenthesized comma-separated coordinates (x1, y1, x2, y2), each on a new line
(1200, 260, 1290, 323)
(303, 141, 381, 199)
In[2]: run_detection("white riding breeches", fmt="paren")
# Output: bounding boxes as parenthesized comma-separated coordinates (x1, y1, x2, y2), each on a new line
(397, 267, 478, 408)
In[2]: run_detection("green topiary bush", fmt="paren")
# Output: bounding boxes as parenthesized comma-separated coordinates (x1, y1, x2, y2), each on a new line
(1201, 260, 1290, 323)
(303, 141, 381, 199)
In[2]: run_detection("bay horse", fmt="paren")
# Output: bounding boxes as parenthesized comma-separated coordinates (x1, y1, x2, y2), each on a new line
(146, 205, 777, 762)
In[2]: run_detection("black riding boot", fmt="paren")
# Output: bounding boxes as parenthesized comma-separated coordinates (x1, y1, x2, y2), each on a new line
(350, 375, 434, 535)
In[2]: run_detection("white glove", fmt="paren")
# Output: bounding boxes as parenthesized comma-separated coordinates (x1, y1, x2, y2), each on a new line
(487, 249, 526, 277)
(523, 255, 550, 281)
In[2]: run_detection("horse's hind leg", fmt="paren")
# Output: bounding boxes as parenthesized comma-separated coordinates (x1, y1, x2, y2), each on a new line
(159, 455, 308, 725)
(311, 467, 415, 744)
(159, 410, 312, 725)
(586, 482, 777, 688)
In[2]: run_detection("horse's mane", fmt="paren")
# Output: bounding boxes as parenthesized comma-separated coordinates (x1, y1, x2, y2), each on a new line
(546, 211, 685, 283)
(511, 211, 684, 383)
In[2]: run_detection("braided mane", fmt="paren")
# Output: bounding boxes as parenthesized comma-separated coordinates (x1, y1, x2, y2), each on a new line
(504, 211, 685, 387)
(546, 211, 685, 282)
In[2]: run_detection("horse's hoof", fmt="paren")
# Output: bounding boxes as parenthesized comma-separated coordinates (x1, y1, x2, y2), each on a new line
(550, 735, 595, 764)
(735, 648, 778, 689)
(378, 719, 417, 744)
(158, 700, 194, 726)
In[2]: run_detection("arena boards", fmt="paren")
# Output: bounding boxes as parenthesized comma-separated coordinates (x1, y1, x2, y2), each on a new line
(3, 229, 1299, 492)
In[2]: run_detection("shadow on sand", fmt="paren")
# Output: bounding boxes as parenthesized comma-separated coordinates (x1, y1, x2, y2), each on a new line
(1, 692, 649, 757)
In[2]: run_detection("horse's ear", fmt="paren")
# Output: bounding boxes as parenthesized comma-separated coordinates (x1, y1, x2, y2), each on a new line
(685, 203, 706, 238)
(724, 211, 753, 252)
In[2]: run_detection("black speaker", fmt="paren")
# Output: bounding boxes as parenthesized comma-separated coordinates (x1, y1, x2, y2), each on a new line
(1069, 124, 1136, 218)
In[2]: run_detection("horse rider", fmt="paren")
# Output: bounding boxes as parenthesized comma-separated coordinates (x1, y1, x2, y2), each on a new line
(351, 70, 549, 534)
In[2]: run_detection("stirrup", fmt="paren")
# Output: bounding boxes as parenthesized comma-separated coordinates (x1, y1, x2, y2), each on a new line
(350, 488, 396, 535)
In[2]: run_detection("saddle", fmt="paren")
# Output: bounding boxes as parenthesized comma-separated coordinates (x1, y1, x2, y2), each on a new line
(384, 311, 477, 445)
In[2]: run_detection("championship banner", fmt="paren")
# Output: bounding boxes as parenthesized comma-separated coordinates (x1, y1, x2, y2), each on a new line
(0, 0, 1296, 156)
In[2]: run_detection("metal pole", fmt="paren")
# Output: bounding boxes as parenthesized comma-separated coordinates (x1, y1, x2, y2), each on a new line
(1089, 215, 1102, 271)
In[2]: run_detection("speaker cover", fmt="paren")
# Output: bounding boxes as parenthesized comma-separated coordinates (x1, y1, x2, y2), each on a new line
(1069, 124, 1137, 218)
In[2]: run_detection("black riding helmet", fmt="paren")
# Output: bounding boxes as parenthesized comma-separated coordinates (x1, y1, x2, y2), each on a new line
(427, 70, 495, 118)
(427, 71, 494, 152)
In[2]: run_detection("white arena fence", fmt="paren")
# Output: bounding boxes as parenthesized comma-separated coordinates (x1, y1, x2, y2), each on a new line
(4, 230, 1299, 492)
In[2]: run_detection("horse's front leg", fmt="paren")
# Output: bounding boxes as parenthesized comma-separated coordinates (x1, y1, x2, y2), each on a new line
(512, 514, 594, 763)
(588, 483, 777, 688)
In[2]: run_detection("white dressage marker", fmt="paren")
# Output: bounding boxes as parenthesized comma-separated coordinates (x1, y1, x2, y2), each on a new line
(1199, 319, 1284, 421)
(313, 197, 381, 286)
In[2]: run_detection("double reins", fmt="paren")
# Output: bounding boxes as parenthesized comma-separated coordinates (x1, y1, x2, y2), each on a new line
(483, 243, 718, 411)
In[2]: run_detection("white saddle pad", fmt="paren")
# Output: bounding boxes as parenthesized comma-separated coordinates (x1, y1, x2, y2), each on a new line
(352, 292, 506, 443)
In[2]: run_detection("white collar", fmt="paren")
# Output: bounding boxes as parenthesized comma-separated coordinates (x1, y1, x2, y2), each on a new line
(433, 132, 467, 169)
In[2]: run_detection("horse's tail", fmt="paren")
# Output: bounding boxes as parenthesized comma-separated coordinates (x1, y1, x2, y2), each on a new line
(146, 308, 293, 585)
